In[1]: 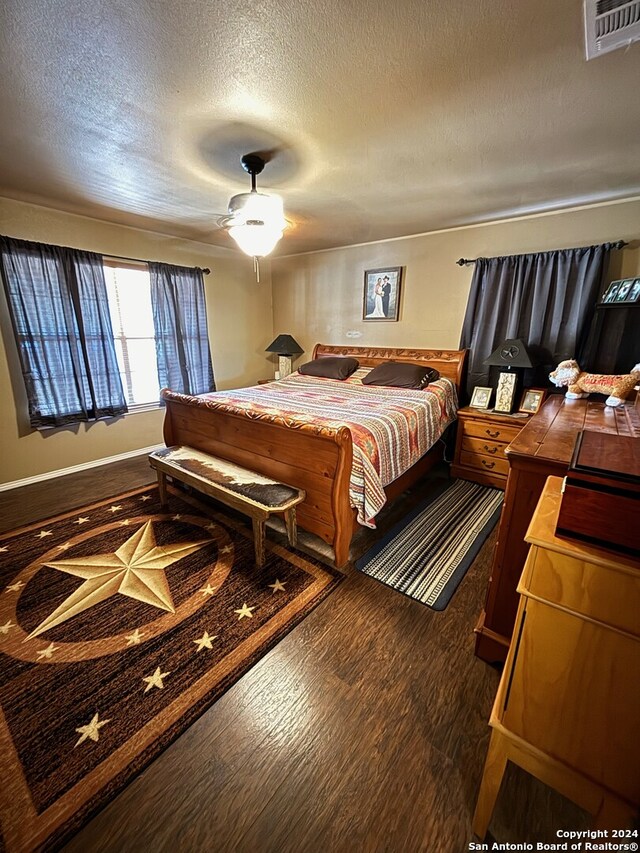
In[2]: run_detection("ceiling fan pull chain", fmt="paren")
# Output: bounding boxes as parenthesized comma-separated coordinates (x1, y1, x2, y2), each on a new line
(254, 255, 260, 283)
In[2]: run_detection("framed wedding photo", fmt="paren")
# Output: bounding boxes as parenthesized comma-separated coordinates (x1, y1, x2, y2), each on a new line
(519, 387, 547, 415)
(470, 386, 492, 409)
(362, 266, 403, 322)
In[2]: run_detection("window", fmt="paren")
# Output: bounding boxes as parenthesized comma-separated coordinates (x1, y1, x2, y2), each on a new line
(104, 262, 160, 406)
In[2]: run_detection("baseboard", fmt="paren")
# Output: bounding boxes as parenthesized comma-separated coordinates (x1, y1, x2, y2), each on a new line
(0, 444, 163, 493)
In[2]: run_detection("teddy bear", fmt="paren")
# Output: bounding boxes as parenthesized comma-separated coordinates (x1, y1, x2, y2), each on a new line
(549, 359, 640, 407)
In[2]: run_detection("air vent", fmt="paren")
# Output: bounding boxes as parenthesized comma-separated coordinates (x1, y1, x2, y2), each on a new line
(584, 0, 640, 58)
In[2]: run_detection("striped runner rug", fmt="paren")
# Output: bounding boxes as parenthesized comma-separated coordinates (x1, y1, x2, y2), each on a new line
(355, 479, 503, 610)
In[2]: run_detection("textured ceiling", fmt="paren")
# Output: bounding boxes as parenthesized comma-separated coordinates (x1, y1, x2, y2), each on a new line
(0, 0, 639, 255)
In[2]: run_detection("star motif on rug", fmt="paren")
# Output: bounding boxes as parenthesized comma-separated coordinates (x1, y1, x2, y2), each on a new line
(0, 546, 8, 553)
(74, 517, 90, 525)
(27, 521, 210, 639)
(125, 628, 144, 646)
(119, 519, 131, 526)
(57, 542, 71, 551)
(36, 642, 58, 659)
(0, 620, 15, 634)
(205, 523, 217, 533)
(220, 545, 233, 555)
(193, 630, 217, 652)
(75, 712, 110, 746)
(172, 514, 182, 521)
(107, 505, 123, 513)
(268, 579, 286, 593)
(5, 581, 24, 593)
(234, 603, 255, 620)
(140, 495, 152, 502)
(200, 584, 216, 596)
(143, 666, 170, 692)
(36, 530, 53, 539)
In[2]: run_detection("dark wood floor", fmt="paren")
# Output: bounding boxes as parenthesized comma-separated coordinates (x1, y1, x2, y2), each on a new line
(0, 457, 589, 852)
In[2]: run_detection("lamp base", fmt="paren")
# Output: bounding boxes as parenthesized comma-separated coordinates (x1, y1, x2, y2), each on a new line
(278, 355, 293, 378)
(494, 371, 518, 413)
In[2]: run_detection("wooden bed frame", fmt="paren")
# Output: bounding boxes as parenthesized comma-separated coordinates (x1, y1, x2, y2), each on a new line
(161, 344, 468, 567)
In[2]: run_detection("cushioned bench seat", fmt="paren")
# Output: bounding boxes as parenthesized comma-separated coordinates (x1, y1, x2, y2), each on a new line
(148, 445, 306, 567)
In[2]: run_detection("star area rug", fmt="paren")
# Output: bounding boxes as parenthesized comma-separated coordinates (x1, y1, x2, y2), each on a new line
(0, 485, 341, 852)
(355, 478, 503, 610)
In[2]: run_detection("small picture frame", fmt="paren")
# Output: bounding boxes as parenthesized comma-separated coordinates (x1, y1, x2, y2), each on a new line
(614, 278, 639, 303)
(362, 267, 403, 321)
(601, 281, 620, 303)
(470, 386, 492, 409)
(494, 372, 517, 413)
(519, 387, 547, 415)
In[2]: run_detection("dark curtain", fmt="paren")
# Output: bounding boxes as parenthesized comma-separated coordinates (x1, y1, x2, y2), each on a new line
(459, 243, 616, 397)
(149, 262, 215, 395)
(0, 236, 127, 428)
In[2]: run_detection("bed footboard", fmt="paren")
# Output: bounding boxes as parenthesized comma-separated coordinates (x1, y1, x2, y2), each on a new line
(161, 389, 354, 567)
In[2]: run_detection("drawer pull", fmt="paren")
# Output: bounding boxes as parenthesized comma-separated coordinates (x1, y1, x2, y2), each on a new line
(481, 460, 496, 469)
(485, 428, 500, 438)
(483, 445, 498, 454)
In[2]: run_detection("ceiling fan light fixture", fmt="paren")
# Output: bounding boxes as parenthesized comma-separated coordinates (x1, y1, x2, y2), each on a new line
(229, 222, 284, 257)
(220, 155, 287, 259)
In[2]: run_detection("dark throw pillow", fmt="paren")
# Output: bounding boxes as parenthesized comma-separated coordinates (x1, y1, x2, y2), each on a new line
(298, 356, 360, 380)
(362, 361, 440, 389)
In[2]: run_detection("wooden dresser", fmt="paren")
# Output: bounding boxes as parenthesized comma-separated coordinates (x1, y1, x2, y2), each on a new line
(473, 477, 640, 837)
(475, 395, 640, 663)
(451, 407, 531, 489)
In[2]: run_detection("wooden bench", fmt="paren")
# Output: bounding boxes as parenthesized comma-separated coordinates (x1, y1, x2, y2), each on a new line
(148, 446, 306, 568)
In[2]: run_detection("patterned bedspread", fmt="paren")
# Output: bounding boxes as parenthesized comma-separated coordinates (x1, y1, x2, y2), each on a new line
(199, 368, 458, 527)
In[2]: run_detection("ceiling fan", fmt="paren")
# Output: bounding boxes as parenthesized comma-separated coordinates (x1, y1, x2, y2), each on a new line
(217, 153, 288, 281)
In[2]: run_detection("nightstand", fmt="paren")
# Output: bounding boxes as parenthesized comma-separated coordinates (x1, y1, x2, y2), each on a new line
(451, 406, 530, 490)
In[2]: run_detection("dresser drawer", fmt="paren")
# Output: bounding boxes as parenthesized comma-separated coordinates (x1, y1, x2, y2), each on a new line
(522, 545, 640, 638)
(462, 436, 507, 458)
(459, 449, 509, 478)
(462, 421, 521, 443)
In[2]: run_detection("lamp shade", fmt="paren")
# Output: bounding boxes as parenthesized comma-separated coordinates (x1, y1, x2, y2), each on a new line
(483, 338, 533, 369)
(265, 334, 303, 355)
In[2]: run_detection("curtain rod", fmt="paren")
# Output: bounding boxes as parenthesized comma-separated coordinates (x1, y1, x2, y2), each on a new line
(103, 253, 210, 274)
(0, 235, 211, 275)
(455, 239, 629, 266)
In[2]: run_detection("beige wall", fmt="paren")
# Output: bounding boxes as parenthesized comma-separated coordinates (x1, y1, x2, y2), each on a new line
(271, 199, 640, 359)
(0, 197, 273, 484)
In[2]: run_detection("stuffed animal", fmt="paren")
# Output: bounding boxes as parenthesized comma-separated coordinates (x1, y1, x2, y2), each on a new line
(549, 359, 640, 407)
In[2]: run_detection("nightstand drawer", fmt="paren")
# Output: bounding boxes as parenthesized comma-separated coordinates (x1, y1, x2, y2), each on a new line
(462, 421, 521, 443)
(462, 436, 507, 458)
(459, 450, 509, 478)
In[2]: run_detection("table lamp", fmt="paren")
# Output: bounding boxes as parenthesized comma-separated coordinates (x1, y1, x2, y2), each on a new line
(265, 334, 303, 378)
(483, 338, 533, 413)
